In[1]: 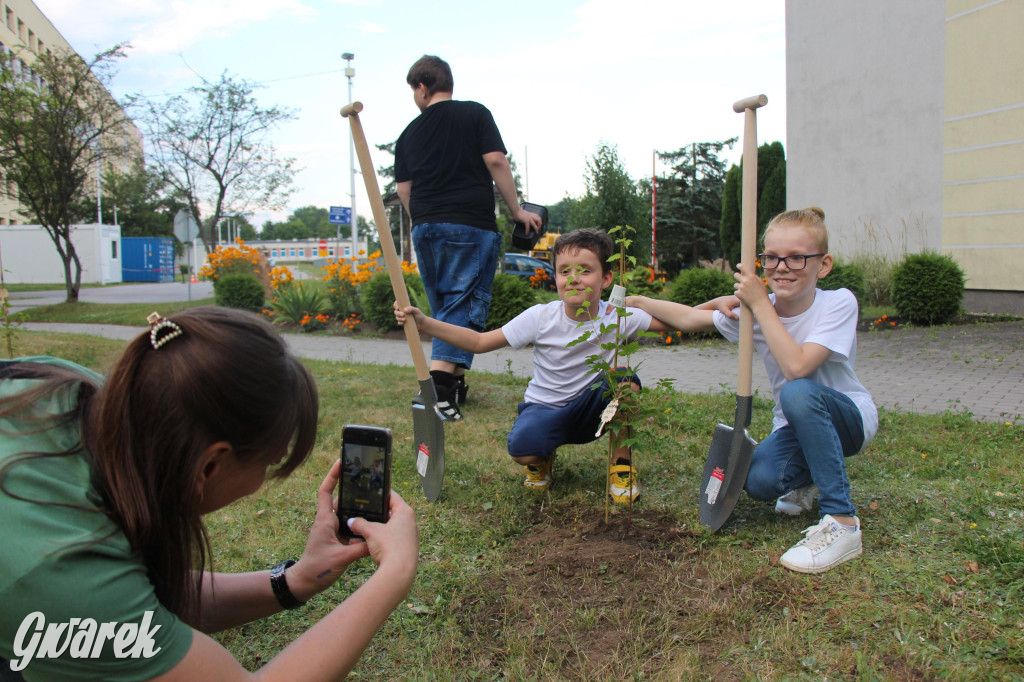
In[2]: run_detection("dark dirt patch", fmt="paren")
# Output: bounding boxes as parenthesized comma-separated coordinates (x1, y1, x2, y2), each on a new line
(454, 508, 812, 680)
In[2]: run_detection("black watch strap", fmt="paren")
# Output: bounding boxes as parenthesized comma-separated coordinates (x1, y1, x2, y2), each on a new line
(269, 559, 306, 610)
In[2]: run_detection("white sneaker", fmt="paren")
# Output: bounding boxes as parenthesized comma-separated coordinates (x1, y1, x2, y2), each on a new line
(779, 514, 862, 574)
(775, 484, 819, 516)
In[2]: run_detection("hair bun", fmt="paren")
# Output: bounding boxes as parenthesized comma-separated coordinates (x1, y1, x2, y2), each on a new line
(806, 206, 825, 220)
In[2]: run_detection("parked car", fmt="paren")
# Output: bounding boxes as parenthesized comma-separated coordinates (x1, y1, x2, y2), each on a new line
(501, 253, 556, 290)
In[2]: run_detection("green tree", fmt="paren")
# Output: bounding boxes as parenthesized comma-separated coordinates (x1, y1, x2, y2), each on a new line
(756, 142, 786, 235)
(270, 220, 312, 241)
(142, 72, 297, 251)
(0, 45, 134, 302)
(654, 139, 734, 275)
(69, 162, 184, 238)
(290, 205, 332, 238)
(546, 197, 572, 234)
(720, 141, 786, 267)
(758, 157, 787, 236)
(719, 164, 741, 269)
(375, 140, 407, 258)
(568, 143, 648, 263)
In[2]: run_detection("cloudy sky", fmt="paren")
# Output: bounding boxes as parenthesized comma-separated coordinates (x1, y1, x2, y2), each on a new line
(34, 0, 787, 225)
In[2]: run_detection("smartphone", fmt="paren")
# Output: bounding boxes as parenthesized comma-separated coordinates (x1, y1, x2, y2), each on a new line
(337, 424, 393, 539)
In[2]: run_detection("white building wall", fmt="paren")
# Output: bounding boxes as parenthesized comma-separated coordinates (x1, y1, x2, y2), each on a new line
(785, 0, 946, 260)
(0, 223, 122, 284)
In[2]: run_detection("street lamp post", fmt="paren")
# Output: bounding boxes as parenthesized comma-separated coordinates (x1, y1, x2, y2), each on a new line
(343, 52, 357, 259)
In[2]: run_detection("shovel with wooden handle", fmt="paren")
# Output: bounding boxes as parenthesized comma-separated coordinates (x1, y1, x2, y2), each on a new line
(341, 101, 446, 502)
(698, 93, 767, 531)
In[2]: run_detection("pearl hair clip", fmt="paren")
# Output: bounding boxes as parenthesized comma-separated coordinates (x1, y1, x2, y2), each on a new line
(147, 312, 184, 350)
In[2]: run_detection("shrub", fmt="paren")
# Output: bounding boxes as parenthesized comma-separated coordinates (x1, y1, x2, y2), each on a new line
(405, 273, 430, 317)
(626, 266, 667, 298)
(819, 260, 866, 304)
(850, 255, 894, 307)
(668, 268, 734, 307)
(326, 277, 363, 319)
(201, 239, 272, 295)
(891, 252, 965, 325)
(360, 271, 420, 332)
(486, 273, 535, 330)
(214, 273, 265, 312)
(272, 281, 329, 325)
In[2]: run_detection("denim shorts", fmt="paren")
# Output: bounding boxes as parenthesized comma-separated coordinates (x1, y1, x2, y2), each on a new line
(507, 371, 641, 459)
(412, 223, 502, 369)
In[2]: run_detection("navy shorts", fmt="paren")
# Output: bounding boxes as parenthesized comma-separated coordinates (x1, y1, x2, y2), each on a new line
(506, 371, 641, 459)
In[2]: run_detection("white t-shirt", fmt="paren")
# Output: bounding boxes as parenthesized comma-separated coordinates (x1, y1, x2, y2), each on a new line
(502, 299, 653, 408)
(713, 288, 878, 446)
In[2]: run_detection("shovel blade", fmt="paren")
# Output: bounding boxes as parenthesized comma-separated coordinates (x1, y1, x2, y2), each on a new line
(412, 378, 446, 502)
(698, 423, 757, 531)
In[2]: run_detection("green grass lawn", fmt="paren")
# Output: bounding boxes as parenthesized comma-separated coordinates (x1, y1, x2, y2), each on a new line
(2, 281, 138, 292)
(17, 299, 216, 325)
(10, 330, 1024, 680)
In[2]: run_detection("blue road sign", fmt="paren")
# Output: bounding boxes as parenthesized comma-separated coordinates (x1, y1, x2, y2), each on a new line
(329, 206, 352, 225)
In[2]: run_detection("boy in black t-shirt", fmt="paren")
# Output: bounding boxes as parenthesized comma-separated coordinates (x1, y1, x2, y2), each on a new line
(395, 55, 542, 420)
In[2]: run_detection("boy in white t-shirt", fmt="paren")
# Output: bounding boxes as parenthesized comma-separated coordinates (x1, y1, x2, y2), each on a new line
(627, 207, 877, 574)
(395, 229, 654, 502)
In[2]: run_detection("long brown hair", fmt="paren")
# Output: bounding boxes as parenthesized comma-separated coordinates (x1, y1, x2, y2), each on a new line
(2, 307, 319, 623)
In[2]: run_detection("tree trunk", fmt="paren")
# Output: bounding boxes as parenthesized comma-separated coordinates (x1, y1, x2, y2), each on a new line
(61, 235, 82, 303)
(63, 250, 78, 303)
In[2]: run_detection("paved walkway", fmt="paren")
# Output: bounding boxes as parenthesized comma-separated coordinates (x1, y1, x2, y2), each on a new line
(20, 317, 1024, 423)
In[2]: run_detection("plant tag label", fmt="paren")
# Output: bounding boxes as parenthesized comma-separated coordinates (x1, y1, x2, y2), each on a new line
(608, 284, 626, 309)
(705, 466, 725, 505)
(417, 443, 429, 477)
(594, 399, 620, 437)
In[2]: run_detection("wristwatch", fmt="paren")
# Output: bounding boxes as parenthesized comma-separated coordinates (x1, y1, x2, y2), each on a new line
(269, 559, 306, 610)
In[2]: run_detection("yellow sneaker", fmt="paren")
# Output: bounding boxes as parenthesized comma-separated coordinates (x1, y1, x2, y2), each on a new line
(523, 454, 555, 491)
(609, 462, 640, 503)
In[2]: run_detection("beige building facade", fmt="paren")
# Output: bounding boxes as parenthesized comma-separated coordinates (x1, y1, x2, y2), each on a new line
(786, 0, 1023, 314)
(0, 0, 142, 225)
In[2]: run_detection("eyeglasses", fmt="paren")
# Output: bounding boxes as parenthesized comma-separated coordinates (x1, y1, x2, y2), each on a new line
(757, 253, 826, 270)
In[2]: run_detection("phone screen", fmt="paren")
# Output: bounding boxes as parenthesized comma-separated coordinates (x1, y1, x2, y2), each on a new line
(338, 425, 391, 537)
(341, 442, 387, 513)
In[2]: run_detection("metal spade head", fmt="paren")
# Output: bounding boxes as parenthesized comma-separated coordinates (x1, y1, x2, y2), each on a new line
(412, 377, 446, 502)
(699, 397, 758, 531)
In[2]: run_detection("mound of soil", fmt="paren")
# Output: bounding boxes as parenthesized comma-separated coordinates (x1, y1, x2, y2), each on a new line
(455, 508, 802, 679)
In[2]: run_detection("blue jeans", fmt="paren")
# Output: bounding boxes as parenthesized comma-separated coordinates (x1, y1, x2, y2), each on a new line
(413, 223, 502, 369)
(744, 378, 865, 517)
(507, 372, 641, 459)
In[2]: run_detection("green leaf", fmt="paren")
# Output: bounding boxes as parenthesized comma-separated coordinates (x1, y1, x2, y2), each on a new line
(566, 331, 593, 347)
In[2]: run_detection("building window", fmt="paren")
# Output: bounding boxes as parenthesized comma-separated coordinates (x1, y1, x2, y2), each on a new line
(298, 248, 305, 257)
(27, 29, 33, 52)
(5, 8, 12, 31)
(271, 249, 277, 258)
(17, 18, 24, 42)
(289, 249, 295, 257)
(0, 218, 6, 225)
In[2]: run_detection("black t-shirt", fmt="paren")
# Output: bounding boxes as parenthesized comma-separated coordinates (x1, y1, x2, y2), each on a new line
(395, 100, 506, 231)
